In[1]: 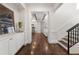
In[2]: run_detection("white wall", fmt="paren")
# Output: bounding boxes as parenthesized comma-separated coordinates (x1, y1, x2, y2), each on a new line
(23, 6, 32, 44)
(57, 10, 79, 40)
(51, 3, 76, 31)
(41, 13, 48, 37)
(49, 3, 79, 43)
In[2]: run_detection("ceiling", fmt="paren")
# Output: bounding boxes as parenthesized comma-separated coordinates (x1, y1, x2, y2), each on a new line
(32, 12, 46, 22)
(1, 3, 25, 11)
(1, 3, 62, 12)
(25, 3, 62, 11)
(25, 3, 57, 6)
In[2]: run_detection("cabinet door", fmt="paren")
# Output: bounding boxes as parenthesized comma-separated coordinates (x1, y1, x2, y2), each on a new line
(8, 37, 16, 55)
(9, 33, 24, 55)
(0, 39, 8, 55)
(15, 33, 24, 52)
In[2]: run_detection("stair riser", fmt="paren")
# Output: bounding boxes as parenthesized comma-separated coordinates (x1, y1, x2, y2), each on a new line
(58, 42, 68, 50)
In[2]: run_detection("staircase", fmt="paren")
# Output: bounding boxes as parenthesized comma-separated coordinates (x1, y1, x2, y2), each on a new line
(58, 23, 79, 54)
(58, 35, 72, 51)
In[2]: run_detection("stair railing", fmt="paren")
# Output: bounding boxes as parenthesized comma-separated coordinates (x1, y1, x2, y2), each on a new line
(67, 23, 79, 54)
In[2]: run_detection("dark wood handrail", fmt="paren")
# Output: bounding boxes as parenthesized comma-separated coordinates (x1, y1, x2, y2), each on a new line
(67, 23, 79, 32)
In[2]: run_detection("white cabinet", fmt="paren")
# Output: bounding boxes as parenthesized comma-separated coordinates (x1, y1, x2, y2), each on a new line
(0, 32, 24, 55)
(9, 33, 24, 55)
(8, 37, 17, 55)
(0, 39, 8, 55)
(15, 33, 24, 53)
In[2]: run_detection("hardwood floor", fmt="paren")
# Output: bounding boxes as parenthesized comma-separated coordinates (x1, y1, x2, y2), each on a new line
(16, 33, 68, 55)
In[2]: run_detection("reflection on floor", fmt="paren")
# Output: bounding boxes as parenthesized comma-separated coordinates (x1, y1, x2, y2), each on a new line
(16, 33, 68, 55)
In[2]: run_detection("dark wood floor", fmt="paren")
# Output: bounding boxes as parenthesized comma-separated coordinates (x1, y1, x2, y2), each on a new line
(16, 33, 68, 55)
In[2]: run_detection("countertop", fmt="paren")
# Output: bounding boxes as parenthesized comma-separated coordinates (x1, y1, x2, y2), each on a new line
(0, 32, 24, 41)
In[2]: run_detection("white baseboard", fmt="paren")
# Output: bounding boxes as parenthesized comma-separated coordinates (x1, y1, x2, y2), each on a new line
(49, 40, 58, 43)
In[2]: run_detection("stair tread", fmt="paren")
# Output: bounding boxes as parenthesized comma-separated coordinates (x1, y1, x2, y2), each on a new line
(65, 35, 79, 39)
(59, 40, 72, 48)
(59, 41, 68, 47)
(62, 38, 74, 44)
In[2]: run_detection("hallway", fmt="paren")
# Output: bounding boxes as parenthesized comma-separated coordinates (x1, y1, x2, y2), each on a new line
(16, 33, 68, 55)
(0, 3, 79, 55)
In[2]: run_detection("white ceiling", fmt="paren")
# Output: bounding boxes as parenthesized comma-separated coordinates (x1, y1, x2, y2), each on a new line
(13, 3, 25, 11)
(2, 3, 25, 11)
(25, 3, 56, 6)
(32, 12, 46, 21)
(25, 3, 62, 11)
(2, 3, 62, 11)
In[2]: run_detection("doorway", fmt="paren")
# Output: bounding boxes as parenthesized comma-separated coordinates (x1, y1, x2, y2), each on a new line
(31, 11, 49, 39)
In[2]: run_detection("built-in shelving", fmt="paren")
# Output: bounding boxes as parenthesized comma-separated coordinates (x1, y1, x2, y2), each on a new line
(0, 4, 14, 34)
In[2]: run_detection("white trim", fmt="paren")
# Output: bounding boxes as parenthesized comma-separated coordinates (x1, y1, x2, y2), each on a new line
(1, 3, 15, 12)
(62, 39, 67, 43)
(49, 40, 58, 43)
